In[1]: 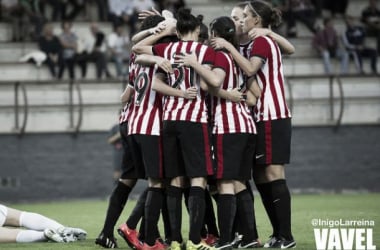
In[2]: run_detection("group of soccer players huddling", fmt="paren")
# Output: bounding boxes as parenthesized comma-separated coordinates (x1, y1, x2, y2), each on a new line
(96, 1, 296, 249)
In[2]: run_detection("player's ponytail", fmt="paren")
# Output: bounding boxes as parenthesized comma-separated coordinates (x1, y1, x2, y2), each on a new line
(210, 16, 238, 49)
(247, 0, 282, 28)
(176, 8, 201, 36)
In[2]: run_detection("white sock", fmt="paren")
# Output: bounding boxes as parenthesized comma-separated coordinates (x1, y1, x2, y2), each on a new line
(19, 212, 63, 231)
(16, 230, 46, 243)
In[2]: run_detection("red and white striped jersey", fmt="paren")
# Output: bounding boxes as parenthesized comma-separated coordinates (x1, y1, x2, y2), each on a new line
(212, 51, 256, 134)
(241, 37, 291, 122)
(153, 41, 215, 123)
(128, 63, 163, 135)
(119, 54, 137, 125)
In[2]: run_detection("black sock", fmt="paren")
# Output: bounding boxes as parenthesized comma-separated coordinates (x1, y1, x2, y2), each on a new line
(183, 187, 190, 211)
(188, 186, 206, 244)
(217, 194, 236, 244)
(256, 182, 277, 236)
(138, 216, 145, 241)
(102, 182, 132, 237)
(236, 189, 258, 243)
(204, 189, 219, 237)
(127, 187, 148, 229)
(270, 180, 293, 240)
(145, 187, 163, 246)
(161, 189, 172, 241)
(167, 186, 183, 242)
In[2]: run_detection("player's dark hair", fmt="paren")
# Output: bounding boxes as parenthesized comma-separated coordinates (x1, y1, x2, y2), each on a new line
(210, 16, 238, 49)
(176, 8, 201, 36)
(247, 0, 282, 28)
(197, 15, 209, 43)
(140, 15, 165, 31)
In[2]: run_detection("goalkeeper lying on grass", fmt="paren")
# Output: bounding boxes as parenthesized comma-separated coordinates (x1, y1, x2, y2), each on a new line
(0, 204, 86, 243)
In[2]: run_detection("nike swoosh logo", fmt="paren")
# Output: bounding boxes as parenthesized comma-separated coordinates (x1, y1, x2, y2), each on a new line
(255, 154, 264, 159)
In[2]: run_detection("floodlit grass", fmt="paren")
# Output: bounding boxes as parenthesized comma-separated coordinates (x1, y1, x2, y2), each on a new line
(1, 194, 379, 250)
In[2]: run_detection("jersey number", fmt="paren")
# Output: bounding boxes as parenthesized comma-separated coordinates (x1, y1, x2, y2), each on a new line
(171, 64, 195, 89)
(134, 72, 149, 106)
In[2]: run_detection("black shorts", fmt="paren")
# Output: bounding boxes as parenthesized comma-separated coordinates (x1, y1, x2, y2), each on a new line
(128, 134, 164, 179)
(255, 118, 291, 165)
(119, 122, 145, 179)
(162, 121, 213, 178)
(213, 133, 255, 180)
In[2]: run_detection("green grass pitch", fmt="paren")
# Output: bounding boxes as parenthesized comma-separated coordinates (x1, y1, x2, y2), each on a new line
(1, 194, 379, 250)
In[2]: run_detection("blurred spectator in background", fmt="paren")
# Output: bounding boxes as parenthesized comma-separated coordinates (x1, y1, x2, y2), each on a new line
(92, 0, 109, 22)
(107, 24, 130, 80)
(0, 0, 27, 41)
(19, 0, 47, 40)
(62, 0, 85, 20)
(108, 124, 123, 182)
(361, 0, 380, 53)
(343, 16, 378, 74)
(42, 0, 65, 22)
(323, 0, 348, 17)
(58, 20, 78, 79)
(89, 23, 113, 79)
(76, 23, 112, 79)
(156, 0, 186, 14)
(38, 23, 63, 78)
(107, 0, 131, 34)
(270, 0, 289, 36)
(286, 0, 318, 37)
(312, 18, 348, 74)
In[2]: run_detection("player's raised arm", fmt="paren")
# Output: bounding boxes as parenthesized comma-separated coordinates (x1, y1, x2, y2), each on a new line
(211, 37, 258, 77)
(132, 19, 177, 55)
(248, 28, 295, 54)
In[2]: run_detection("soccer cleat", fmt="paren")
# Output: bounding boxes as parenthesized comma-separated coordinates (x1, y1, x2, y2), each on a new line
(44, 228, 65, 243)
(95, 233, 118, 248)
(214, 242, 232, 250)
(265, 237, 296, 249)
(169, 241, 182, 250)
(117, 223, 140, 249)
(230, 233, 242, 248)
(186, 240, 216, 250)
(138, 240, 168, 250)
(263, 236, 278, 248)
(237, 239, 262, 248)
(204, 234, 219, 246)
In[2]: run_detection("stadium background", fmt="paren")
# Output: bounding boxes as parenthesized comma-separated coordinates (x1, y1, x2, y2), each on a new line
(0, 0, 379, 249)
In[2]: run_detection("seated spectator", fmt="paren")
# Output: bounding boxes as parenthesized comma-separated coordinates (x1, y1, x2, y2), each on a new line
(107, 24, 130, 79)
(312, 18, 349, 74)
(58, 20, 78, 80)
(343, 16, 378, 74)
(286, 0, 318, 37)
(38, 23, 63, 78)
(76, 23, 112, 79)
(361, 0, 380, 53)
